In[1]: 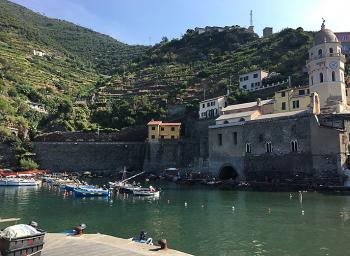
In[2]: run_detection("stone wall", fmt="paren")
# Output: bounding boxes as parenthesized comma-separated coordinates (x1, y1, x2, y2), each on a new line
(143, 140, 201, 172)
(33, 142, 146, 173)
(0, 143, 16, 168)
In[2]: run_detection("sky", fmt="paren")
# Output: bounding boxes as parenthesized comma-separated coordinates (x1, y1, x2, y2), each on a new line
(10, 0, 350, 46)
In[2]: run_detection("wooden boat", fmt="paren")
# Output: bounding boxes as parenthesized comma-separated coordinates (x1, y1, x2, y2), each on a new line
(0, 178, 39, 186)
(65, 184, 95, 191)
(133, 186, 160, 197)
(74, 187, 109, 197)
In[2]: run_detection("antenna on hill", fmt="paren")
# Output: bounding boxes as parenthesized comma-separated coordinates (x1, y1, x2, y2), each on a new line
(250, 10, 253, 27)
(248, 10, 254, 33)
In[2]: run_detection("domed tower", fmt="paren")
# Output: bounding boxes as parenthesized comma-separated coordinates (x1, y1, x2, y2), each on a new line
(307, 19, 347, 113)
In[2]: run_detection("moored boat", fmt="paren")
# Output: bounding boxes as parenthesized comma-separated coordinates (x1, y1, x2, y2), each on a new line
(0, 178, 39, 186)
(133, 186, 160, 197)
(74, 187, 109, 197)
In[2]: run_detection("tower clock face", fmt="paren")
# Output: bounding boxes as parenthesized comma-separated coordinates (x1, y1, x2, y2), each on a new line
(329, 61, 338, 70)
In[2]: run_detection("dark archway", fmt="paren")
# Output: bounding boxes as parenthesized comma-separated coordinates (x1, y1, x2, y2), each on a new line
(219, 165, 238, 180)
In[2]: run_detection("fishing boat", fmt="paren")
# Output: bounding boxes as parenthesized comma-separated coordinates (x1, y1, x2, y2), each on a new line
(133, 186, 160, 197)
(0, 178, 39, 186)
(73, 187, 109, 197)
(65, 184, 95, 191)
(109, 170, 144, 193)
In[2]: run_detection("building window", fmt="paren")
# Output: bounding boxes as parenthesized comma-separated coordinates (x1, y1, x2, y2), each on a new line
(266, 142, 272, 153)
(332, 71, 336, 82)
(233, 132, 237, 145)
(160, 135, 164, 139)
(318, 49, 322, 57)
(218, 134, 223, 146)
(320, 72, 324, 83)
(291, 140, 298, 152)
(329, 48, 334, 55)
(282, 102, 286, 110)
(311, 76, 314, 85)
(151, 135, 155, 139)
(243, 85, 247, 89)
(215, 109, 218, 115)
(240, 77, 243, 82)
(251, 83, 254, 87)
(253, 73, 258, 78)
(211, 101, 215, 106)
(207, 103, 210, 107)
(245, 143, 251, 153)
(171, 127, 175, 131)
(292, 100, 300, 109)
(281, 92, 286, 97)
(307, 89, 310, 94)
(151, 127, 155, 130)
(171, 135, 175, 139)
(161, 127, 164, 131)
(298, 90, 305, 96)
(202, 104, 205, 108)
(244, 76, 248, 81)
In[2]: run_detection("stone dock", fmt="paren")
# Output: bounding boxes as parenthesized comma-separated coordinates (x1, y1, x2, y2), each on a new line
(42, 233, 192, 256)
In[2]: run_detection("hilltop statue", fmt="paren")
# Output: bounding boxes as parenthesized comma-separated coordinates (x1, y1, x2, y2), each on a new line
(321, 18, 325, 29)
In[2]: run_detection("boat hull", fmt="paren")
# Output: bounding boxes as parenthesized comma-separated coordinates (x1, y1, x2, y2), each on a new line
(0, 179, 38, 186)
(74, 188, 109, 197)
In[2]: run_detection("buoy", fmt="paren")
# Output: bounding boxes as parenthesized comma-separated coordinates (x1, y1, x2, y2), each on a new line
(167, 200, 170, 204)
(268, 208, 271, 214)
(232, 206, 235, 211)
(184, 202, 187, 207)
(201, 204, 204, 208)
(301, 210, 305, 215)
(289, 193, 292, 199)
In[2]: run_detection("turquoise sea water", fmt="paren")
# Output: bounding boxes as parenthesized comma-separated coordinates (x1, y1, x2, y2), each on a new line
(1, 182, 350, 256)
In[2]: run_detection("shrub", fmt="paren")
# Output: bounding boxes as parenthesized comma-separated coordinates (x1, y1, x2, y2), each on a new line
(19, 158, 38, 170)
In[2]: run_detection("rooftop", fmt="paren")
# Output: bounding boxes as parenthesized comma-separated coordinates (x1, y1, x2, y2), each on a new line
(221, 99, 274, 112)
(199, 95, 226, 103)
(210, 110, 308, 129)
(147, 121, 181, 126)
(216, 110, 258, 121)
(239, 70, 269, 76)
(314, 22, 339, 46)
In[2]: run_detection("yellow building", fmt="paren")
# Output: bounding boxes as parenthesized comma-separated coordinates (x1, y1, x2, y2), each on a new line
(274, 86, 311, 113)
(147, 120, 181, 141)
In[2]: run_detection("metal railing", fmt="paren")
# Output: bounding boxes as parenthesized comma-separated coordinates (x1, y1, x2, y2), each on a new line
(306, 53, 346, 64)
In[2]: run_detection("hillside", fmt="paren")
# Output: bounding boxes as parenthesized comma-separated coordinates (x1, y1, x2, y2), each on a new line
(0, 0, 148, 168)
(0, 0, 148, 74)
(91, 27, 318, 129)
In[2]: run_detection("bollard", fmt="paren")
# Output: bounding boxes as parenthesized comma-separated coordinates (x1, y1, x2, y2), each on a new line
(158, 239, 168, 250)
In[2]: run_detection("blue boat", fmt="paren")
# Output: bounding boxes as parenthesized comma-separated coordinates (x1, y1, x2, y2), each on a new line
(65, 184, 95, 192)
(74, 187, 109, 197)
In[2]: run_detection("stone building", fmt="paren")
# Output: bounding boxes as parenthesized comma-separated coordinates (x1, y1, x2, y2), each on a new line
(263, 27, 273, 37)
(208, 23, 350, 186)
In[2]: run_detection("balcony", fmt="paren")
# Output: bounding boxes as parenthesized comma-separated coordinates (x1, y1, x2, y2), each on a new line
(306, 53, 346, 64)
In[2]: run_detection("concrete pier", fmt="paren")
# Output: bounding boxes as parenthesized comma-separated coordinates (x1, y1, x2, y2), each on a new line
(42, 233, 192, 256)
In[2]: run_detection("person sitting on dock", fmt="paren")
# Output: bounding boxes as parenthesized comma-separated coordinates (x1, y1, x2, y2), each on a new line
(73, 223, 86, 236)
(138, 231, 153, 245)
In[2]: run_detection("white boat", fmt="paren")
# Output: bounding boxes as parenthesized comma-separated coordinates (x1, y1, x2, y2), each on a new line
(133, 186, 160, 197)
(0, 178, 39, 186)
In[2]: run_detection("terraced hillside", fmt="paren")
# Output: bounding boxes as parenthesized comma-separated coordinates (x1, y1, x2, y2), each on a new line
(95, 27, 315, 111)
(0, 0, 147, 168)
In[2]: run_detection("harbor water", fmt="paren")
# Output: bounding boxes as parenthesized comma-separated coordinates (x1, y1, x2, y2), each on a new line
(1, 181, 350, 256)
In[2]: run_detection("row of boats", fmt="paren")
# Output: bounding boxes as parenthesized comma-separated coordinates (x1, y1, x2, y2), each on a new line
(0, 171, 161, 198)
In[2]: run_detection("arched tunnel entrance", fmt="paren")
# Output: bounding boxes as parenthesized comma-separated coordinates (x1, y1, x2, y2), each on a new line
(219, 165, 238, 180)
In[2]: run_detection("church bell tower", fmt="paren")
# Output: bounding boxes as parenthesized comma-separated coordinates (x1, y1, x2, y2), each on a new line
(307, 19, 347, 113)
